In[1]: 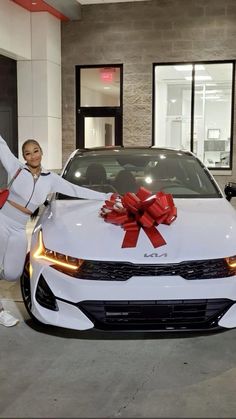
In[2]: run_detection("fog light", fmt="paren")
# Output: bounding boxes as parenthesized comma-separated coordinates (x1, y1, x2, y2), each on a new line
(36, 275, 58, 311)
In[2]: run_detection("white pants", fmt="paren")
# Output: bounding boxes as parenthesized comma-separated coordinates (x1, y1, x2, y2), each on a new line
(0, 202, 29, 281)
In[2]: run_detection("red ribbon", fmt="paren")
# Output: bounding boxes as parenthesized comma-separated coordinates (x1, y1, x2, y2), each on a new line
(101, 187, 177, 248)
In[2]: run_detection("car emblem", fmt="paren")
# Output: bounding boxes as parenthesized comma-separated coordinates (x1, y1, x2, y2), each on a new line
(144, 253, 167, 257)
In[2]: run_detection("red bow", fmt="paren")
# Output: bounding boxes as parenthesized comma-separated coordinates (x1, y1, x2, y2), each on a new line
(101, 187, 177, 248)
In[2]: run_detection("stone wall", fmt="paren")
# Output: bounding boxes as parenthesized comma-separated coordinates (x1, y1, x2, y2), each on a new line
(62, 0, 236, 185)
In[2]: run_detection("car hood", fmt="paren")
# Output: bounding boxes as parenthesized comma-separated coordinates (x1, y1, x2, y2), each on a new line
(39, 198, 236, 263)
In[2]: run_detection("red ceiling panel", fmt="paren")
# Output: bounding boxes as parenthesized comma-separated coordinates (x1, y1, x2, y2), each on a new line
(12, 0, 69, 21)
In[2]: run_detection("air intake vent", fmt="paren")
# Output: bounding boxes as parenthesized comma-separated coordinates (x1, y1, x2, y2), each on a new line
(79, 299, 233, 331)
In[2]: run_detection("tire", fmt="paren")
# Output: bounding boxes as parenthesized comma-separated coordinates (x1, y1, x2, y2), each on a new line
(20, 252, 42, 325)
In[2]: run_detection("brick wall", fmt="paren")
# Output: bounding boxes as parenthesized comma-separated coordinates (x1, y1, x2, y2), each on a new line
(62, 0, 236, 186)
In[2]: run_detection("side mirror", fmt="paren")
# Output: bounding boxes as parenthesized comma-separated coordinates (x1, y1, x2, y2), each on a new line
(224, 182, 236, 201)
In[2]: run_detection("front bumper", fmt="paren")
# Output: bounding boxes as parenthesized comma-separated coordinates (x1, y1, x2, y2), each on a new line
(29, 261, 236, 331)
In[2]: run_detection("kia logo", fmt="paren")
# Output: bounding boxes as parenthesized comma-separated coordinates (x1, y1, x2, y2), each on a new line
(144, 253, 167, 257)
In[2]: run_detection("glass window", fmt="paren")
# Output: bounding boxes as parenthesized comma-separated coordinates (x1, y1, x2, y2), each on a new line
(60, 149, 220, 198)
(194, 63, 233, 168)
(154, 65, 192, 151)
(80, 67, 120, 107)
(154, 62, 234, 170)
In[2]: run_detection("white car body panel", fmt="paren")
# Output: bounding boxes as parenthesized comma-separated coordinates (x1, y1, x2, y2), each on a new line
(38, 198, 236, 263)
(30, 260, 236, 330)
(22, 147, 236, 332)
(27, 196, 236, 331)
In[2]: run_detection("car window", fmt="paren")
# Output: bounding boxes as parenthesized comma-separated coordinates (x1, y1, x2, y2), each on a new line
(58, 151, 221, 199)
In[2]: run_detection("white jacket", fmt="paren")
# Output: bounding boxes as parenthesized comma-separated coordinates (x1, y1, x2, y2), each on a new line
(0, 136, 107, 213)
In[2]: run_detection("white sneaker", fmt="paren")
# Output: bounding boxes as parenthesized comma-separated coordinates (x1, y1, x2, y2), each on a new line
(0, 310, 19, 327)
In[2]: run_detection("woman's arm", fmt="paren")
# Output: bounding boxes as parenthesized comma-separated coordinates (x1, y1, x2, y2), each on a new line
(51, 172, 107, 200)
(0, 136, 21, 174)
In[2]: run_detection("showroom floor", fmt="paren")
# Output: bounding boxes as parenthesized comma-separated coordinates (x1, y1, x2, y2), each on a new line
(1, 205, 236, 418)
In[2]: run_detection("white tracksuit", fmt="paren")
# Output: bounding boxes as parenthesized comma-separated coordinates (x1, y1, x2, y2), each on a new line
(0, 136, 107, 281)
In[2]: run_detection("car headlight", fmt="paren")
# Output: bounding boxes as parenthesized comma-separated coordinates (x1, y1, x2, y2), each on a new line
(34, 230, 84, 271)
(225, 256, 236, 269)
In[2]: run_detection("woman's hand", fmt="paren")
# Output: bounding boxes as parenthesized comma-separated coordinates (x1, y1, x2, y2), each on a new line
(102, 193, 124, 215)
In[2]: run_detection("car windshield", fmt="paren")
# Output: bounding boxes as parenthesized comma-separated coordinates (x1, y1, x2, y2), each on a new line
(58, 149, 221, 199)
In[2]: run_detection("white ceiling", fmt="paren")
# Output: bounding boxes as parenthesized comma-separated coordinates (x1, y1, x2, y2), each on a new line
(79, 0, 149, 4)
(45, 0, 150, 20)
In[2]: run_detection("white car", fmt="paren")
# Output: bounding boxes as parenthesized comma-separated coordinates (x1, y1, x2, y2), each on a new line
(21, 147, 236, 332)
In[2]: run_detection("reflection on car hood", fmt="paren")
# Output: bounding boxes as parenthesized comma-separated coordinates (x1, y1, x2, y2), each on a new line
(39, 198, 236, 263)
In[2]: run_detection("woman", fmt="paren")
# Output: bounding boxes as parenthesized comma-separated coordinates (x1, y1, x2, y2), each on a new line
(0, 136, 109, 327)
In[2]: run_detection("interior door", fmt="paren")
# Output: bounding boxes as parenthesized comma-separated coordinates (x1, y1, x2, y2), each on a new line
(84, 116, 115, 148)
(77, 108, 122, 149)
(76, 65, 123, 149)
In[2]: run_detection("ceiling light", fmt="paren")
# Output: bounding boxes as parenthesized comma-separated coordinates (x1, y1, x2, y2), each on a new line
(205, 90, 222, 94)
(175, 65, 192, 72)
(195, 65, 205, 71)
(201, 95, 221, 100)
(174, 65, 205, 71)
(185, 76, 212, 81)
(145, 176, 153, 184)
(196, 89, 222, 95)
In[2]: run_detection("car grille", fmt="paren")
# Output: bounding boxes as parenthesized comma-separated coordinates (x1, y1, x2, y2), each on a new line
(78, 299, 233, 331)
(54, 257, 235, 280)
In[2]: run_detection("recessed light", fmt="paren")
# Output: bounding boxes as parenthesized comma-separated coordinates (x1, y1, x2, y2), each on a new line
(201, 95, 221, 100)
(145, 176, 153, 184)
(185, 76, 212, 81)
(174, 65, 205, 71)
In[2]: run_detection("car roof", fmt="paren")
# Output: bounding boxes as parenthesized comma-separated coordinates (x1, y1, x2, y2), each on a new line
(74, 147, 193, 157)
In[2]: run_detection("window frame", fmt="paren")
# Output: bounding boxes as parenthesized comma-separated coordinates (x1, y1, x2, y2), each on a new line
(76, 64, 123, 149)
(152, 60, 235, 171)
